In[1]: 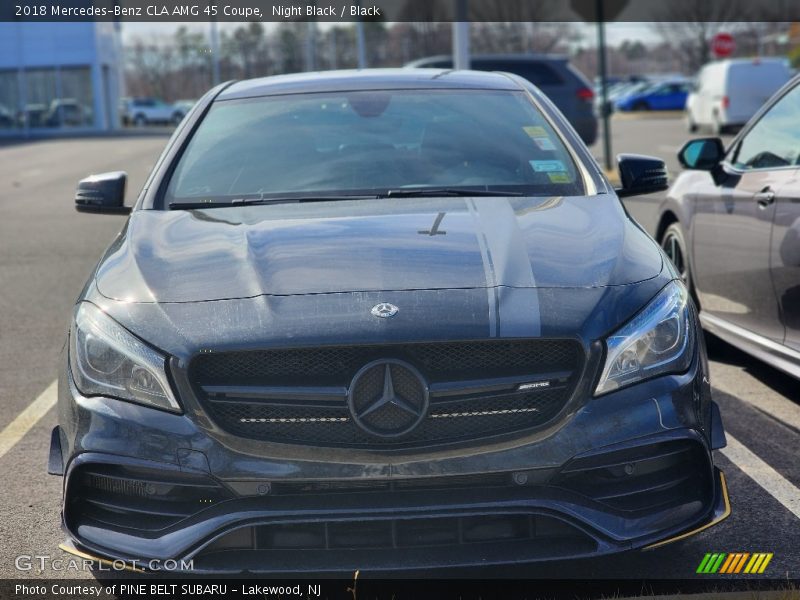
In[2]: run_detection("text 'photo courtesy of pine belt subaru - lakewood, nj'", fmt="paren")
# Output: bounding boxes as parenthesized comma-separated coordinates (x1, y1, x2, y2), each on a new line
(50, 69, 729, 574)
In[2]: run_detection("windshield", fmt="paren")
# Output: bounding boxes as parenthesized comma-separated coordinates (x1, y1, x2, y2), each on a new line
(164, 89, 585, 206)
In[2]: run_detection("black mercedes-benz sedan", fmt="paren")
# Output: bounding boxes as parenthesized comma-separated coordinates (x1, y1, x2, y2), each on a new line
(51, 69, 728, 573)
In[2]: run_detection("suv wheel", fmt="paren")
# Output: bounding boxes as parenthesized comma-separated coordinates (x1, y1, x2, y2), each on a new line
(133, 114, 147, 127)
(172, 112, 184, 125)
(686, 111, 698, 133)
(712, 112, 725, 136)
(633, 100, 649, 111)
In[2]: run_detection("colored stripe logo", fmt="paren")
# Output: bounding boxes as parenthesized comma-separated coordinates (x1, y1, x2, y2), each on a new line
(697, 553, 773, 574)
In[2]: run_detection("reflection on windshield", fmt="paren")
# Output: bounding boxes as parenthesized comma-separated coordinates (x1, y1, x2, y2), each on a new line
(166, 89, 586, 205)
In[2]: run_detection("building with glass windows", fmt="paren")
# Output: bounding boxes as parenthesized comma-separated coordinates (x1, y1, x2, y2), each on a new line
(0, 22, 123, 135)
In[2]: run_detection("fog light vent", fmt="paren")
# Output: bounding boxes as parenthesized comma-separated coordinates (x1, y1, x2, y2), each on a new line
(85, 474, 154, 497)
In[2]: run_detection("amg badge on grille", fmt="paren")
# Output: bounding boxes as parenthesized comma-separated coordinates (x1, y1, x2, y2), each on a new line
(371, 303, 399, 318)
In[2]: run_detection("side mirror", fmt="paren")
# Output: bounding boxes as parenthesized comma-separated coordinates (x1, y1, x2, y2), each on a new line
(74, 171, 130, 214)
(678, 138, 724, 170)
(615, 154, 669, 198)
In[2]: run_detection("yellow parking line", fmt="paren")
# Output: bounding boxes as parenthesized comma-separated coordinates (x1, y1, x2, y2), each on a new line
(0, 380, 57, 461)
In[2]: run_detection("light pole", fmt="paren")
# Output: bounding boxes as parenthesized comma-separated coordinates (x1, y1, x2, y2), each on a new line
(355, 0, 367, 69)
(452, 0, 470, 70)
(570, 0, 629, 173)
(210, 19, 220, 86)
(305, 21, 317, 72)
(596, 0, 612, 172)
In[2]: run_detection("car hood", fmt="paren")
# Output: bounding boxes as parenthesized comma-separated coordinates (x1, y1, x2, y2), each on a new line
(95, 195, 662, 304)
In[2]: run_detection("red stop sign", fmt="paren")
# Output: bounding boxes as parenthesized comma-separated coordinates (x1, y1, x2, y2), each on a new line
(712, 33, 735, 58)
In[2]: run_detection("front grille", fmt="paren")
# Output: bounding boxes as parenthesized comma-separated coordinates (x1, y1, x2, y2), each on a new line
(211, 388, 569, 448)
(200, 513, 595, 553)
(189, 340, 582, 449)
(191, 340, 578, 386)
(269, 472, 514, 496)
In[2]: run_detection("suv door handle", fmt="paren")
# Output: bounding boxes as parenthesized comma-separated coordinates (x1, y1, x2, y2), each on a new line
(755, 188, 776, 208)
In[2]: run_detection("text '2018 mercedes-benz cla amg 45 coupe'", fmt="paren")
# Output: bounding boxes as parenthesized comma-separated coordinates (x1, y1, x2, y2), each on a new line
(51, 70, 729, 573)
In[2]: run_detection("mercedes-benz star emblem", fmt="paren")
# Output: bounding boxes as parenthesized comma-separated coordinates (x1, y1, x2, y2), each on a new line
(371, 303, 399, 318)
(348, 359, 429, 438)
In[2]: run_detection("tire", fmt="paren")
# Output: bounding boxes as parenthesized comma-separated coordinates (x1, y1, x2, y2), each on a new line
(686, 111, 698, 133)
(633, 100, 649, 111)
(133, 114, 147, 127)
(660, 222, 698, 306)
(172, 112, 184, 125)
(711, 112, 725, 136)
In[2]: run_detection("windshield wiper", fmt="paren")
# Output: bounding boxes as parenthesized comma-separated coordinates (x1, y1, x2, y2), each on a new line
(169, 195, 376, 210)
(168, 189, 522, 209)
(379, 188, 522, 198)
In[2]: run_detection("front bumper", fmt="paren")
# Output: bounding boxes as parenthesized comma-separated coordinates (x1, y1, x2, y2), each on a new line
(55, 350, 727, 573)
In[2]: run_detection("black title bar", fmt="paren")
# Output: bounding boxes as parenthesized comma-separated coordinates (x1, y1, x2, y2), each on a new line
(1, 0, 799, 22)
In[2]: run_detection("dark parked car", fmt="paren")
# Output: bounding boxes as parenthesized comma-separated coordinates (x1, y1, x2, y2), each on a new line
(407, 54, 598, 145)
(52, 70, 727, 573)
(624, 75, 800, 380)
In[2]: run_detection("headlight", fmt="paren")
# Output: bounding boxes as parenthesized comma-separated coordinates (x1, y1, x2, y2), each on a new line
(69, 302, 181, 412)
(595, 281, 694, 395)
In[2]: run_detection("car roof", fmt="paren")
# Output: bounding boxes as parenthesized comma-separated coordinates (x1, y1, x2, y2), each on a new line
(217, 69, 523, 101)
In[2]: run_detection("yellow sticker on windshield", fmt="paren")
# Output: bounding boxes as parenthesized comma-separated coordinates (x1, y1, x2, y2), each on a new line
(524, 126, 548, 138)
(548, 172, 572, 183)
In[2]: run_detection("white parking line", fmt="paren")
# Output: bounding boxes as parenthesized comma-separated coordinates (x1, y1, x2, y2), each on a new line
(721, 434, 800, 520)
(0, 380, 57, 461)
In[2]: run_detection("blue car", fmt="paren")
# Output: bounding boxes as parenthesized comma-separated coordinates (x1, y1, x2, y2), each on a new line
(616, 80, 691, 111)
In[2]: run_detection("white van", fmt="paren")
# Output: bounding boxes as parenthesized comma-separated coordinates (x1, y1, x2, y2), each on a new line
(686, 58, 791, 133)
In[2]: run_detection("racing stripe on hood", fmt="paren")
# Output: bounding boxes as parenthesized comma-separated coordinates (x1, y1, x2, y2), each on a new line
(466, 198, 542, 338)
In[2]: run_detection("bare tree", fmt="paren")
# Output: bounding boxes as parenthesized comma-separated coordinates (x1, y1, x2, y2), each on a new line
(125, 36, 175, 99)
(273, 22, 305, 74)
(648, 0, 755, 72)
(468, 0, 578, 55)
(223, 23, 271, 79)
(472, 22, 579, 54)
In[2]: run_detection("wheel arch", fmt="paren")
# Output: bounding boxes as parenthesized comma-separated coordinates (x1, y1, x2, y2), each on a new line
(655, 210, 679, 243)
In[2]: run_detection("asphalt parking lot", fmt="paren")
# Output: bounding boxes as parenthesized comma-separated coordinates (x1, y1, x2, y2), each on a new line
(0, 115, 797, 587)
